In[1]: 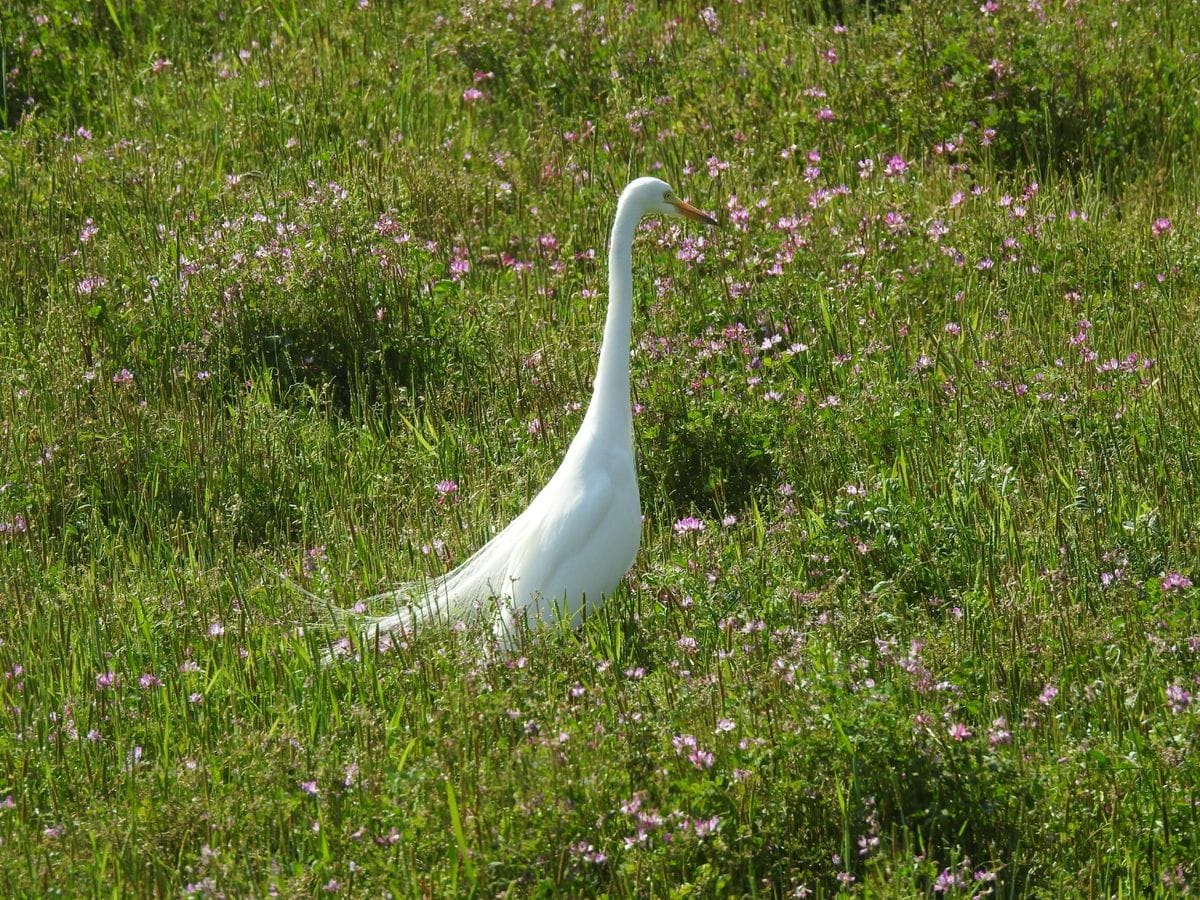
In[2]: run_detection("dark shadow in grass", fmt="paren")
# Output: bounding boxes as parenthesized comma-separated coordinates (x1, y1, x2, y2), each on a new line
(641, 408, 776, 521)
(246, 306, 478, 425)
(750, 725, 1035, 894)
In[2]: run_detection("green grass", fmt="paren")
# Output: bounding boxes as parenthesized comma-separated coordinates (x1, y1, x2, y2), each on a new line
(2, 0, 1200, 895)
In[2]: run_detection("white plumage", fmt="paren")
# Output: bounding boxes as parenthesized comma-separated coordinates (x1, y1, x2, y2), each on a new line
(345, 177, 716, 654)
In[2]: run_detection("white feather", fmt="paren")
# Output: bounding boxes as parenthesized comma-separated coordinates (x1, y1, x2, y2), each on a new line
(330, 177, 715, 658)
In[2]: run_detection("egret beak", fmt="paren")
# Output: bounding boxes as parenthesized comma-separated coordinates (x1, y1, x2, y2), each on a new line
(670, 198, 719, 226)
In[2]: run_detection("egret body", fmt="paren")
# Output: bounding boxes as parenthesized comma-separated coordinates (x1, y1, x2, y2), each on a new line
(354, 177, 716, 652)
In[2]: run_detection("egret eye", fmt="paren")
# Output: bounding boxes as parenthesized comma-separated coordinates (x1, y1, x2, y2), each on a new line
(663, 191, 673, 201)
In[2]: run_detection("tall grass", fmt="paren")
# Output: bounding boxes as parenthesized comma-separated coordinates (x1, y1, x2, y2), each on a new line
(2, 0, 1199, 895)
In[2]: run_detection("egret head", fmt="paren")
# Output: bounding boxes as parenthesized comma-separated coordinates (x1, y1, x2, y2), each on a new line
(623, 176, 718, 225)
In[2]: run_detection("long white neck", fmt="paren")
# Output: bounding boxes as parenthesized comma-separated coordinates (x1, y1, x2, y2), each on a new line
(579, 194, 640, 448)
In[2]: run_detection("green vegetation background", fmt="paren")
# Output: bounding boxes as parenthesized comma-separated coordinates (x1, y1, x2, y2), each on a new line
(1, 0, 1199, 895)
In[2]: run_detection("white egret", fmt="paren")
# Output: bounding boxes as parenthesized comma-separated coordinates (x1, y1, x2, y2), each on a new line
(344, 177, 716, 654)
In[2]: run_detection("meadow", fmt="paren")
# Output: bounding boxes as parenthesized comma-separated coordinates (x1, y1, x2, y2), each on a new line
(2, 0, 1199, 895)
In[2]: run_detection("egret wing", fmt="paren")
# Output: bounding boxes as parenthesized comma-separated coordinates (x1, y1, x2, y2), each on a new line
(500, 465, 621, 615)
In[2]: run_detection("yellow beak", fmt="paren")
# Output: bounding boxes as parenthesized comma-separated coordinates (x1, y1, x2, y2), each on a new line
(670, 198, 719, 225)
